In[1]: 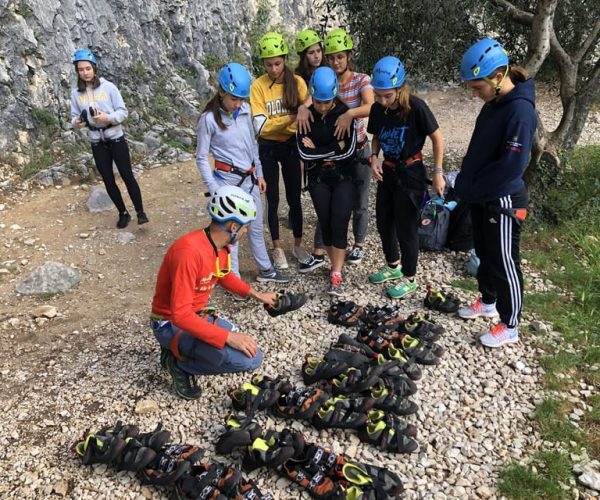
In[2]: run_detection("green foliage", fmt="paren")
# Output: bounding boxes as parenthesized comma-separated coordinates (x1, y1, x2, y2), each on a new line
(31, 107, 59, 135)
(323, 0, 479, 77)
(131, 62, 148, 82)
(499, 451, 571, 499)
(15, 4, 33, 17)
(448, 277, 478, 292)
(21, 150, 57, 179)
(203, 54, 227, 73)
(248, 0, 271, 76)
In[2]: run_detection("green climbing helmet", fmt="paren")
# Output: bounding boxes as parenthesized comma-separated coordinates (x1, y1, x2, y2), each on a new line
(324, 28, 353, 55)
(258, 32, 289, 59)
(295, 29, 321, 53)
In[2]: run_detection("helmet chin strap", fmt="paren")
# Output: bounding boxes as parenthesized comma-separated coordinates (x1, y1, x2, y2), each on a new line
(216, 221, 242, 245)
(485, 66, 509, 97)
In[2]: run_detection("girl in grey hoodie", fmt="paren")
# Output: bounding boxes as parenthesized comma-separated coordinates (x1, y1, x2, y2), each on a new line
(196, 63, 288, 287)
(70, 48, 147, 229)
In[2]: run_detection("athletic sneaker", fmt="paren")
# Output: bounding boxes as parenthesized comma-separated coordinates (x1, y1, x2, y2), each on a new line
(163, 351, 201, 400)
(272, 248, 289, 270)
(387, 280, 418, 299)
(458, 297, 499, 319)
(299, 253, 326, 273)
(257, 268, 290, 283)
(328, 272, 344, 297)
(346, 246, 364, 265)
(480, 323, 519, 348)
(117, 211, 131, 229)
(137, 211, 149, 225)
(369, 266, 403, 284)
(292, 245, 311, 264)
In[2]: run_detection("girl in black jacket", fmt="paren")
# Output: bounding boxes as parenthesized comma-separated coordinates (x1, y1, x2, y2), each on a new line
(297, 67, 357, 296)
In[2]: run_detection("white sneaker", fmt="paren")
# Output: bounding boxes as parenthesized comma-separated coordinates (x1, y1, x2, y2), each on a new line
(272, 248, 289, 270)
(458, 297, 499, 319)
(292, 246, 311, 264)
(480, 323, 519, 348)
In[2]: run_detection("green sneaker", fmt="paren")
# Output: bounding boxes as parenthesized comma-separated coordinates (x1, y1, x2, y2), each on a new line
(368, 266, 403, 284)
(387, 280, 417, 299)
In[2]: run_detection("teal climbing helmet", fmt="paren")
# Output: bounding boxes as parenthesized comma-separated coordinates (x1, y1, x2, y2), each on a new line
(72, 48, 97, 65)
(218, 63, 252, 99)
(309, 67, 339, 101)
(372, 56, 405, 90)
(460, 38, 509, 80)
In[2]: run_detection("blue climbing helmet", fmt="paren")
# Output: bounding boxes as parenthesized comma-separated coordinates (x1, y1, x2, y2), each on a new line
(372, 56, 406, 90)
(72, 48, 97, 65)
(308, 66, 339, 101)
(218, 62, 252, 99)
(460, 38, 509, 81)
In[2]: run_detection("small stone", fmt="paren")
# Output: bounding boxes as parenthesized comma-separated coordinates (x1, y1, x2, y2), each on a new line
(53, 479, 69, 497)
(79, 233, 89, 239)
(476, 485, 493, 498)
(31, 305, 58, 318)
(98, 249, 106, 255)
(140, 486, 153, 499)
(135, 399, 159, 415)
(578, 470, 600, 491)
(24, 238, 36, 246)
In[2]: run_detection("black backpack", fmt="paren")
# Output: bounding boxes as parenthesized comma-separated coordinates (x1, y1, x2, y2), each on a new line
(418, 200, 451, 251)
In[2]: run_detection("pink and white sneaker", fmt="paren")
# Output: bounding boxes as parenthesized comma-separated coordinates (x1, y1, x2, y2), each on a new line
(479, 323, 519, 348)
(458, 297, 499, 319)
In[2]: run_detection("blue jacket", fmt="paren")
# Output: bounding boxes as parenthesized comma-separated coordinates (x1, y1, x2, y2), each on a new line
(455, 79, 537, 203)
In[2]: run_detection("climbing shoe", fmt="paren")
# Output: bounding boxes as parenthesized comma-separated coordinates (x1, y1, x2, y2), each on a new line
(330, 364, 387, 397)
(360, 305, 402, 329)
(396, 334, 444, 365)
(399, 313, 445, 342)
(280, 460, 343, 499)
(370, 383, 419, 416)
(242, 429, 304, 472)
(137, 422, 171, 452)
(97, 420, 139, 440)
(115, 437, 157, 472)
(357, 418, 418, 454)
(141, 443, 204, 485)
(424, 287, 461, 313)
(229, 375, 287, 415)
(175, 463, 230, 500)
(367, 409, 417, 438)
(164, 350, 202, 400)
(312, 399, 369, 430)
(216, 414, 263, 455)
(302, 355, 349, 385)
(72, 431, 125, 466)
(264, 291, 308, 317)
(271, 386, 330, 420)
(341, 462, 403, 498)
(376, 352, 422, 382)
(327, 301, 365, 327)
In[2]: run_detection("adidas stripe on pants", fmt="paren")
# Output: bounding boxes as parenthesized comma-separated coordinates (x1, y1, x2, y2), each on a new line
(470, 189, 527, 328)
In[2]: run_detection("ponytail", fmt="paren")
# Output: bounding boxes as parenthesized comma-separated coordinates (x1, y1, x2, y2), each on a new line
(508, 65, 528, 83)
(282, 64, 301, 112)
(202, 94, 227, 130)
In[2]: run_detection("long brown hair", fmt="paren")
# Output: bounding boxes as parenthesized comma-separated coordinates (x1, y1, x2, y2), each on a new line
(508, 65, 528, 83)
(295, 43, 326, 83)
(75, 63, 101, 92)
(282, 63, 301, 112)
(202, 93, 227, 130)
(393, 85, 412, 121)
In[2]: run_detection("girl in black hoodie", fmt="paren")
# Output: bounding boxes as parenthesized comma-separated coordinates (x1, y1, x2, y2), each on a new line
(456, 38, 537, 349)
(297, 67, 357, 296)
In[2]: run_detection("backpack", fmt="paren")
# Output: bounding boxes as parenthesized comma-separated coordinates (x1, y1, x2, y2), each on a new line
(418, 200, 451, 251)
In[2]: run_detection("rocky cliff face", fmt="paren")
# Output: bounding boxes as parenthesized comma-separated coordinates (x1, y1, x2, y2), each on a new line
(0, 0, 320, 173)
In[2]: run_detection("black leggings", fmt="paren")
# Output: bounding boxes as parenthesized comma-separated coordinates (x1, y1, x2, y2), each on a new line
(259, 139, 302, 240)
(375, 166, 426, 277)
(309, 176, 354, 249)
(91, 137, 144, 214)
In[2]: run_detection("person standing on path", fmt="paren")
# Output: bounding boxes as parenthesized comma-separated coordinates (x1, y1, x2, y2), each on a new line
(151, 186, 278, 400)
(250, 32, 311, 271)
(296, 67, 357, 296)
(455, 38, 536, 348)
(368, 56, 445, 299)
(70, 48, 148, 229)
(196, 62, 288, 287)
(322, 28, 374, 266)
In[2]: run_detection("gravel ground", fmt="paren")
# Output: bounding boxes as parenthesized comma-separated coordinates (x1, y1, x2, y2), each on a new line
(1, 84, 599, 499)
